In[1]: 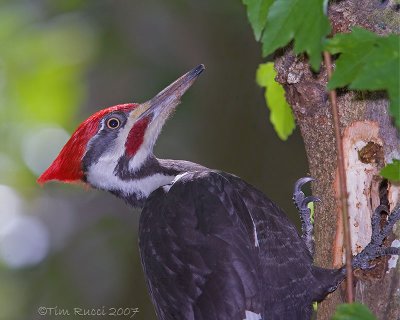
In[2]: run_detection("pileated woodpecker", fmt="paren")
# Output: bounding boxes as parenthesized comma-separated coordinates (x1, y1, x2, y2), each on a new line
(38, 65, 400, 320)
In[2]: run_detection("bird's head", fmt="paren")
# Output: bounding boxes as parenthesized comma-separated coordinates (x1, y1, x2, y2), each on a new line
(38, 65, 204, 205)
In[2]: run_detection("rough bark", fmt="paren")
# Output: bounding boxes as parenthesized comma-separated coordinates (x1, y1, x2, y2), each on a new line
(274, 1, 400, 319)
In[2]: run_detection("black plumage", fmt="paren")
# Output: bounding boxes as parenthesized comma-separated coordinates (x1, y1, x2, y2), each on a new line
(139, 170, 344, 320)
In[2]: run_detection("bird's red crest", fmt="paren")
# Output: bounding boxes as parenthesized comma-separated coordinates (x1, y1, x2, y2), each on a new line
(37, 103, 138, 184)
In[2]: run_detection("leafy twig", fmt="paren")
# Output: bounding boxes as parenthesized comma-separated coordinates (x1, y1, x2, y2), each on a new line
(323, 51, 354, 303)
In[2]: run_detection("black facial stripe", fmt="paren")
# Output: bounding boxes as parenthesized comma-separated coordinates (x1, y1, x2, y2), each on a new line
(114, 155, 180, 180)
(82, 112, 128, 174)
(114, 156, 208, 181)
(111, 157, 208, 208)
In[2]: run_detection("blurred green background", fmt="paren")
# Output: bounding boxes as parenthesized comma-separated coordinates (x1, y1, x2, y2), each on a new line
(0, 1, 307, 319)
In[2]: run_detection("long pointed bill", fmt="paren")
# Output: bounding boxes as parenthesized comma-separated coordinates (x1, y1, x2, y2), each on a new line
(131, 64, 205, 122)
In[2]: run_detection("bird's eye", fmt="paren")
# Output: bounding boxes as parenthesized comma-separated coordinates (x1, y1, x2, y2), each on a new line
(106, 117, 121, 129)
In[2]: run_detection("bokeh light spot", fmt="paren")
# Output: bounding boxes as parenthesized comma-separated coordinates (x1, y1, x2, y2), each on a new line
(21, 126, 69, 176)
(0, 185, 49, 268)
(0, 184, 21, 236)
(0, 215, 49, 269)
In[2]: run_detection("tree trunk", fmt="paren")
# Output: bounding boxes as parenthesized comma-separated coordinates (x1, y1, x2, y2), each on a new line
(274, 1, 400, 319)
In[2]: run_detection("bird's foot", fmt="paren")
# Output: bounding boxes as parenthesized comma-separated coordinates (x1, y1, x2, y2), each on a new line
(293, 177, 321, 256)
(353, 204, 400, 270)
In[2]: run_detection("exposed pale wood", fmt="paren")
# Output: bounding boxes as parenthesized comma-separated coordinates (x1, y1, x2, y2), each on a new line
(274, 1, 400, 318)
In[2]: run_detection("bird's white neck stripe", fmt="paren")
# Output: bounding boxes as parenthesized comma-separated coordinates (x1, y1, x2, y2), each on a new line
(128, 143, 150, 172)
(128, 112, 167, 173)
(87, 157, 175, 197)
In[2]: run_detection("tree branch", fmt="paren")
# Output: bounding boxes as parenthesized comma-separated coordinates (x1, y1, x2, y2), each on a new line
(323, 51, 354, 303)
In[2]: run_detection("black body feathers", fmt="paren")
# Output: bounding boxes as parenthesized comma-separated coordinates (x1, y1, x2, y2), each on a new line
(139, 171, 344, 320)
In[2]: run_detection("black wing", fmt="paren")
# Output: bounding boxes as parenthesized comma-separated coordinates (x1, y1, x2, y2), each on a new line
(139, 171, 341, 320)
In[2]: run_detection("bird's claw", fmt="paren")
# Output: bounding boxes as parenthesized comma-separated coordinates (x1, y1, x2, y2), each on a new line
(293, 177, 320, 208)
(294, 176, 315, 190)
(293, 177, 314, 204)
(293, 177, 320, 256)
(353, 204, 400, 270)
(301, 196, 321, 209)
(371, 204, 390, 241)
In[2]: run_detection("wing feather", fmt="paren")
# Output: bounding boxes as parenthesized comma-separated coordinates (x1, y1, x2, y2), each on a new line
(139, 171, 335, 320)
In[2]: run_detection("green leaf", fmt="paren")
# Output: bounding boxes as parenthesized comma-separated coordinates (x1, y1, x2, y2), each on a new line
(326, 28, 400, 128)
(242, 0, 274, 40)
(308, 201, 314, 224)
(332, 303, 377, 320)
(380, 159, 400, 182)
(256, 63, 295, 140)
(261, 0, 330, 70)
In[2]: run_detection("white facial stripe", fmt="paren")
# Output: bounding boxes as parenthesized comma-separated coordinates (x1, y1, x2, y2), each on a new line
(112, 116, 136, 159)
(87, 156, 174, 197)
(128, 107, 173, 173)
(86, 107, 178, 197)
(128, 143, 150, 173)
(85, 115, 136, 162)
(86, 111, 173, 196)
(125, 108, 155, 173)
